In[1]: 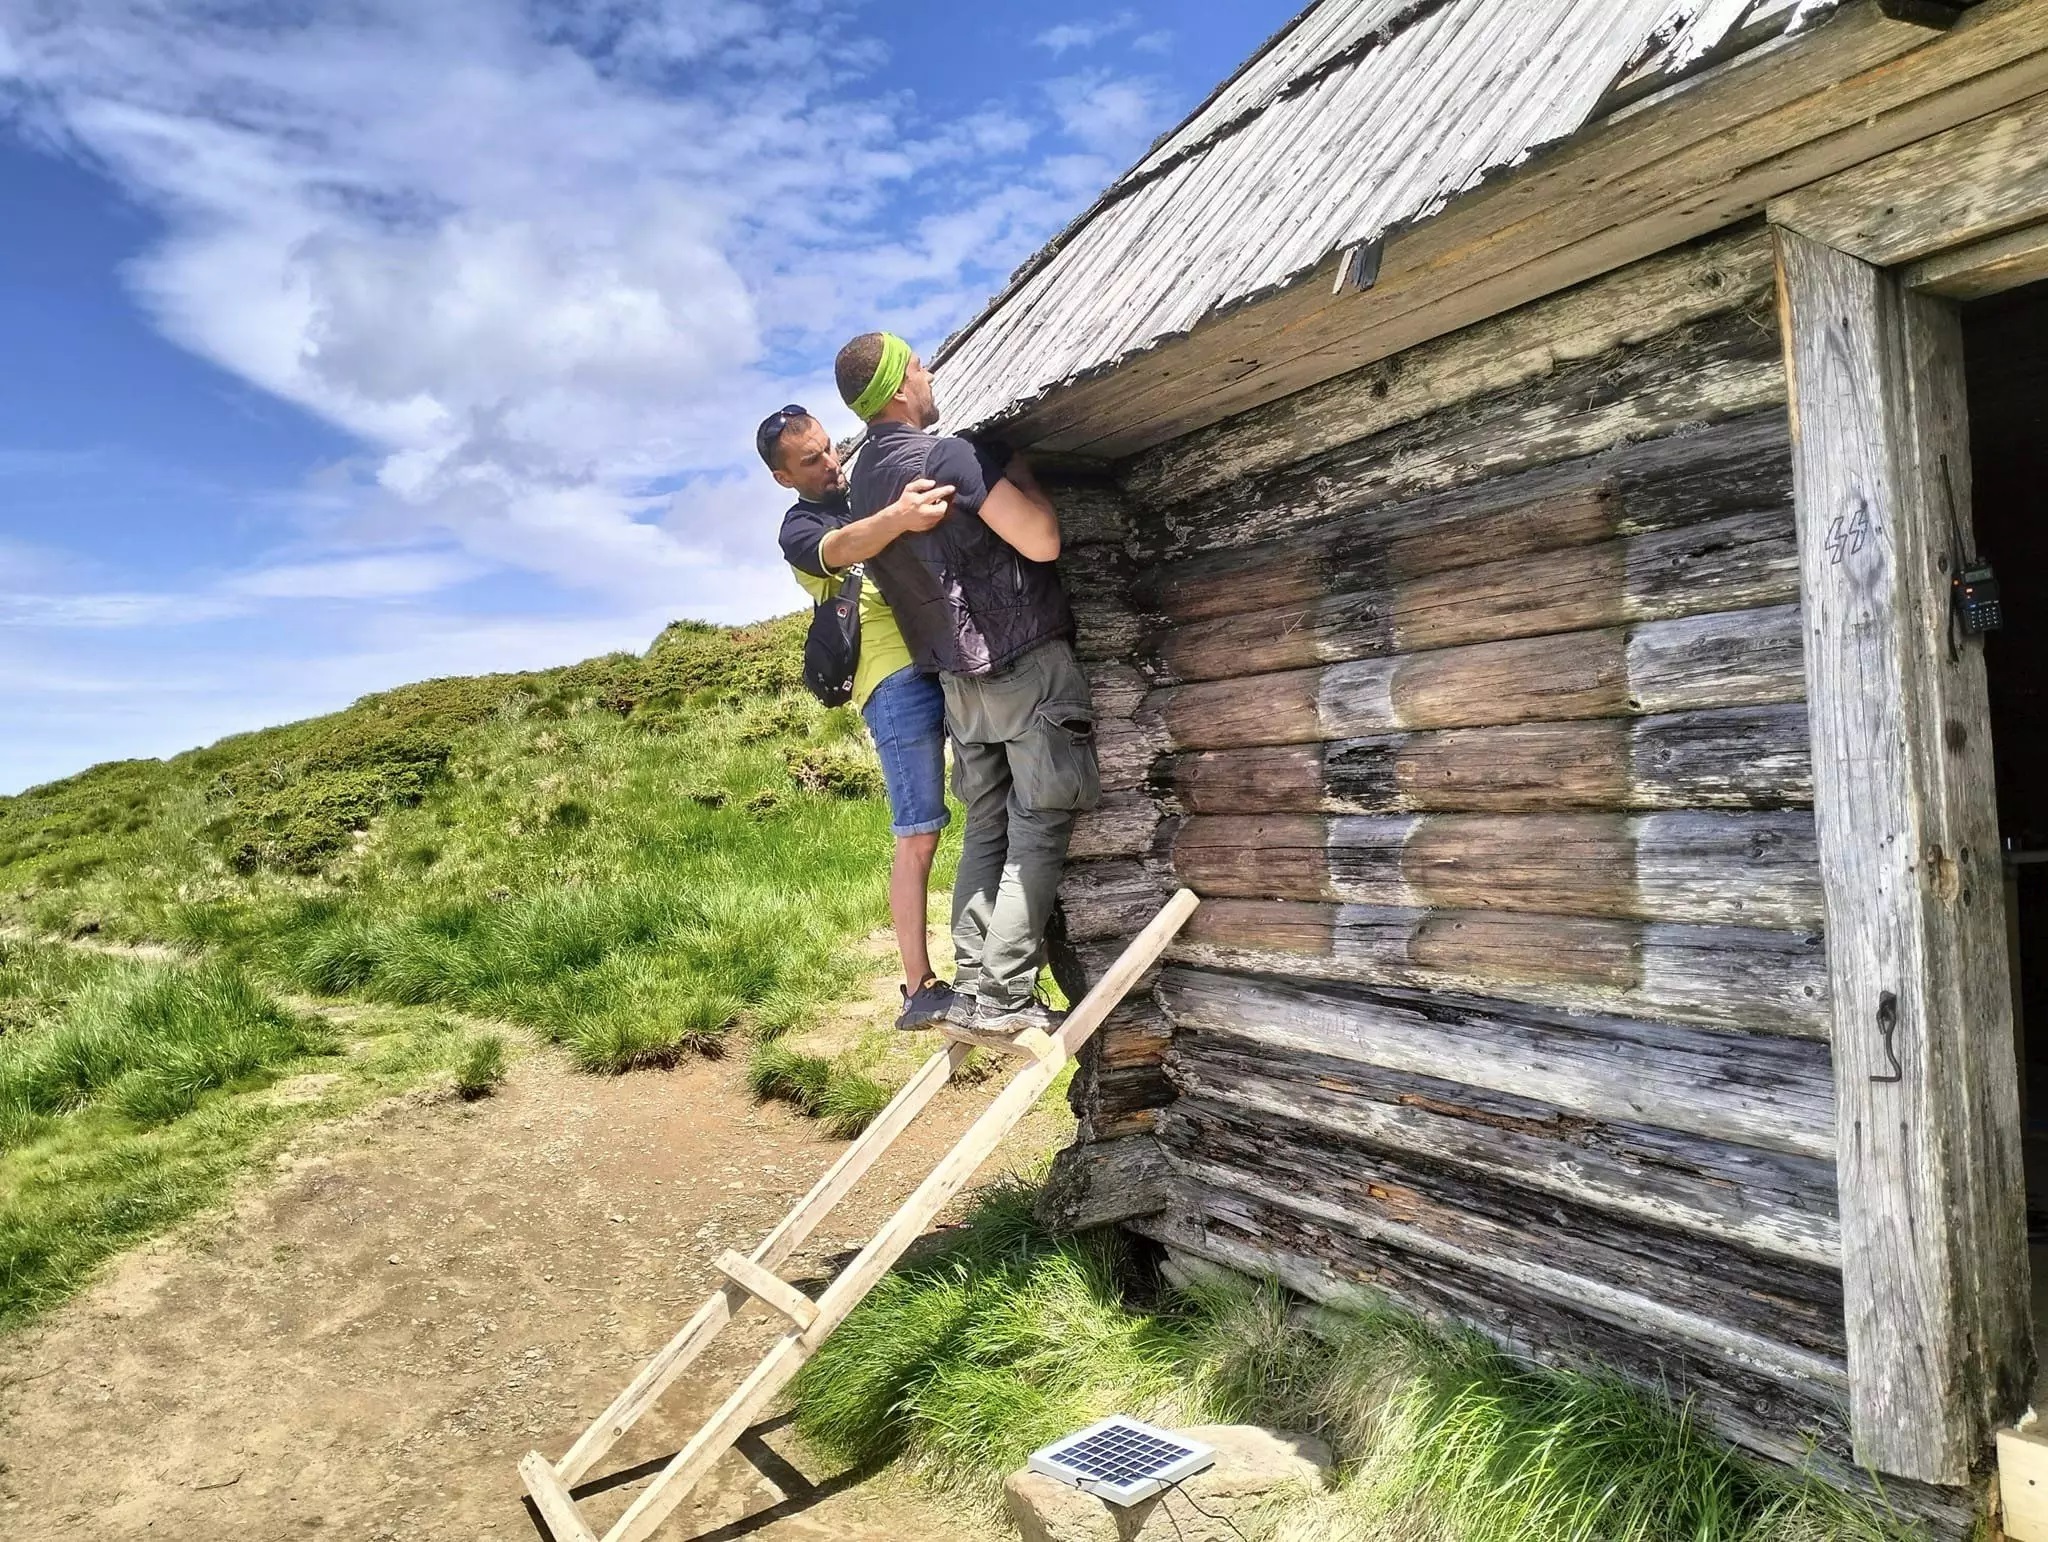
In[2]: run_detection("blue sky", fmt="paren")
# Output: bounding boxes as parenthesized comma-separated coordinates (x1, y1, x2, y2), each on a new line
(0, 1, 1299, 794)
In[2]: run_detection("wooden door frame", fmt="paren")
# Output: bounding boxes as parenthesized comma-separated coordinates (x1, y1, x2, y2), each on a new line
(1771, 93, 2048, 1481)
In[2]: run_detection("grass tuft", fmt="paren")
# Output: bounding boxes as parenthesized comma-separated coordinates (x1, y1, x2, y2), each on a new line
(794, 1181, 1920, 1542)
(454, 1032, 507, 1099)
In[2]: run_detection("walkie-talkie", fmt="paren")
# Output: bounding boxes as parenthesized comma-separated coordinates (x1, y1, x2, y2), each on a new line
(1941, 454, 2004, 657)
(1956, 563, 2003, 635)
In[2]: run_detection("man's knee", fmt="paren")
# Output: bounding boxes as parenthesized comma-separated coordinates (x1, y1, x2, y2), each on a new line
(894, 830, 942, 870)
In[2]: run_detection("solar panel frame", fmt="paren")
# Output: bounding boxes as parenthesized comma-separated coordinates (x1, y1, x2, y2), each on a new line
(1027, 1415, 1217, 1505)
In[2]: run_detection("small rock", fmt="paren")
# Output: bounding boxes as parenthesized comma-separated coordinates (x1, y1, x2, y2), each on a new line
(1004, 1425, 1332, 1542)
(388, 1255, 402, 1265)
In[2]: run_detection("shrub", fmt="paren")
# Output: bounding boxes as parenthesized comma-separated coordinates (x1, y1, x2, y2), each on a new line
(454, 1033, 508, 1099)
(784, 744, 884, 801)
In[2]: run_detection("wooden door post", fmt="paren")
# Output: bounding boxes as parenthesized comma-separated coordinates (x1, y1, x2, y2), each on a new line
(1775, 225, 2031, 1484)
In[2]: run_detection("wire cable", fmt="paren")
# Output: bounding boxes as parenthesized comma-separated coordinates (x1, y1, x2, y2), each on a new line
(1156, 1472, 1254, 1542)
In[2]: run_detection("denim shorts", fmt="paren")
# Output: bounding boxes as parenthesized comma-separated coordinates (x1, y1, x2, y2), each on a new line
(862, 666, 950, 838)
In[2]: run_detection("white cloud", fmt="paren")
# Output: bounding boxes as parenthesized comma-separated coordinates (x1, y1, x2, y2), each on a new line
(1034, 13, 1139, 55)
(225, 552, 483, 601)
(1045, 70, 1174, 156)
(0, 0, 1201, 790)
(0, 0, 1075, 620)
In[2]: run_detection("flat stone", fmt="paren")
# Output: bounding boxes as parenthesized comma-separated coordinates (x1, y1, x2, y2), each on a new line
(1004, 1424, 1333, 1542)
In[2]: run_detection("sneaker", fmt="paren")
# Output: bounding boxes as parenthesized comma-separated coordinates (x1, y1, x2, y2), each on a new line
(971, 997, 1065, 1036)
(895, 976, 957, 1031)
(943, 989, 979, 1027)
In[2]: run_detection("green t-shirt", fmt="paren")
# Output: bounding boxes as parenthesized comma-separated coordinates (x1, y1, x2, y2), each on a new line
(790, 550, 914, 710)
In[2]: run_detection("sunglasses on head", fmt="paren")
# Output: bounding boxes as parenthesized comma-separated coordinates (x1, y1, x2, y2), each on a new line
(755, 403, 809, 465)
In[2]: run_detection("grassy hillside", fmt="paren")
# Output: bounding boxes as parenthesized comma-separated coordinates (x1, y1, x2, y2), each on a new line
(0, 612, 933, 1324)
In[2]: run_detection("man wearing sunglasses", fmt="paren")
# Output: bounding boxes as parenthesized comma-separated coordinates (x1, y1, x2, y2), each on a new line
(833, 333, 1099, 1041)
(759, 404, 960, 1029)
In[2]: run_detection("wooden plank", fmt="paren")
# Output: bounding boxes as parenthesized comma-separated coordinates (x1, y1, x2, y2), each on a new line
(1152, 607, 1804, 746)
(1164, 1100, 1846, 1360)
(1156, 967, 1835, 1157)
(1166, 1032, 1839, 1264)
(1026, 2, 2048, 460)
(1776, 226, 2029, 1482)
(1906, 216, 2048, 298)
(938, 1021, 1056, 1059)
(552, 1038, 972, 1485)
(714, 1251, 818, 1331)
(599, 892, 1202, 1542)
(1123, 227, 1779, 508)
(1173, 899, 1830, 1038)
(1135, 1188, 1851, 1473)
(1168, 703, 1812, 815)
(520, 1451, 600, 1542)
(1130, 408, 1792, 614)
(1168, 809, 1823, 928)
(1770, 88, 2048, 267)
(1149, 511, 1796, 685)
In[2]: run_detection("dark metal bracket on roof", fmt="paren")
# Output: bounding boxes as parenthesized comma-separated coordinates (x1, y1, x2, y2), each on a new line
(1333, 240, 1384, 296)
(1876, 0, 1980, 28)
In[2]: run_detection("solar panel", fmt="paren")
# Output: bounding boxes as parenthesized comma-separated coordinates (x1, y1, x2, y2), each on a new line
(1027, 1416, 1217, 1506)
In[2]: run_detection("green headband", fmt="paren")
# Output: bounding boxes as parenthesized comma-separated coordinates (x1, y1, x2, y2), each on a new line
(850, 332, 912, 421)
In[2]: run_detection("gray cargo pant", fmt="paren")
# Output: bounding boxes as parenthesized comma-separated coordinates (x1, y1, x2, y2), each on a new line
(942, 638, 1101, 1011)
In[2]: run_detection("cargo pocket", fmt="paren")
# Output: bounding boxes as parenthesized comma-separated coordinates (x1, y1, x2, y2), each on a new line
(1014, 700, 1100, 812)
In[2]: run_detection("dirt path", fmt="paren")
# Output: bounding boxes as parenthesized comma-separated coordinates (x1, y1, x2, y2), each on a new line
(0, 1012, 1065, 1539)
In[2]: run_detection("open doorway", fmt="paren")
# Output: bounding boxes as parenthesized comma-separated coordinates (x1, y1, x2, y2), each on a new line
(1961, 281, 2048, 1338)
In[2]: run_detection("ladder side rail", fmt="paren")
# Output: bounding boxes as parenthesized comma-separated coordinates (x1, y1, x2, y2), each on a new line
(551, 1039, 971, 1485)
(599, 890, 1200, 1542)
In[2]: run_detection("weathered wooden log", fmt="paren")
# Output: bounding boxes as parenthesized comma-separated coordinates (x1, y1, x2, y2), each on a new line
(1083, 660, 1150, 720)
(1068, 790, 1173, 861)
(1151, 605, 1803, 746)
(1130, 408, 1792, 623)
(1169, 704, 1811, 815)
(1127, 307, 1786, 561)
(1149, 512, 1796, 685)
(1156, 967, 1834, 1157)
(1172, 900, 1828, 1037)
(1134, 1188, 1851, 1473)
(1161, 1096, 1845, 1358)
(1036, 1135, 1174, 1233)
(1169, 810, 1822, 929)
(1058, 858, 1175, 944)
(1096, 718, 1173, 794)
(1045, 478, 1131, 548)
(1123, 228, 1779, 508)
(1165, 1032, 1837, 1264)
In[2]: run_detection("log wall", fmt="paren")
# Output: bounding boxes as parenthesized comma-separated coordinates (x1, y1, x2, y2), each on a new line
(1046, 224, 1858, 1469)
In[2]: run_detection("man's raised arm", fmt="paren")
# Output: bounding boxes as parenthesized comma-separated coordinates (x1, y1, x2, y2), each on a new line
(976, 453, 1060, 563)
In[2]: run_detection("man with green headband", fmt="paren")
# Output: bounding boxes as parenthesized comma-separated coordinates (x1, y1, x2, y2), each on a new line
(836, 331, 1098, 1039)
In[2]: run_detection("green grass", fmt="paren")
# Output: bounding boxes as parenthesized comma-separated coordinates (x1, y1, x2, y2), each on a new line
(454, 1032, 508, 1099)
(0, 612, 938, 1331)
(793, 1179, 1917, 1542)
(0, 939, 478, 1329)
(0, 614, 927, 1074)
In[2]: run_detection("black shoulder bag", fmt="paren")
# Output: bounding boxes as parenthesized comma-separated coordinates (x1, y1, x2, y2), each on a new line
(801, 566, 863, 707)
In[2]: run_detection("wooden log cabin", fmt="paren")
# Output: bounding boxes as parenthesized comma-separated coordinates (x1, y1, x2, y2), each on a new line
(917, 0, 2048, 1519)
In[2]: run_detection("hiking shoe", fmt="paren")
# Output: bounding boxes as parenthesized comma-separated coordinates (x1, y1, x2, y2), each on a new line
(971, 997, 1065, 1036)
(895, 976, 958, 1031)
(943, 989, 979, 1027)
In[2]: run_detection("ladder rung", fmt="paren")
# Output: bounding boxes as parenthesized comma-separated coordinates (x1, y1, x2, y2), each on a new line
(519, 1451, 598, 1542)
(938, 1022, 1058, 1060)
(715, 1251, 818, 1330)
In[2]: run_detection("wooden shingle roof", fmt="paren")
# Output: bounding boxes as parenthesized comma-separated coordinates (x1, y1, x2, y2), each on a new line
(932, 0, 1847, 437)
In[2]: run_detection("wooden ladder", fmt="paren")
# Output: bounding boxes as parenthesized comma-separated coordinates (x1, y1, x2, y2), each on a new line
(519, 888, 1200, 1542)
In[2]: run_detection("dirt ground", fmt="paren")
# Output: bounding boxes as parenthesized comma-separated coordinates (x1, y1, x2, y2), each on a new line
(0, 981, 1066, 1541)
